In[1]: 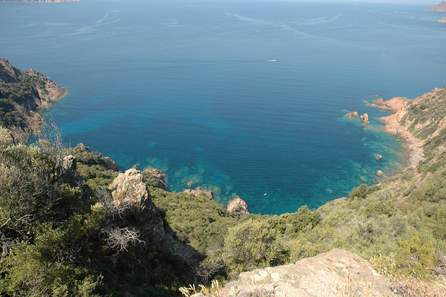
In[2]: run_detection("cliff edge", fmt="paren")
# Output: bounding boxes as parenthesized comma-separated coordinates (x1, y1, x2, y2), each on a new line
(0, 58, 66, 140)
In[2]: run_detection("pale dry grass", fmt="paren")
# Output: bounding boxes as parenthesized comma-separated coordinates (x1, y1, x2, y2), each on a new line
(391, 277, 446, 297)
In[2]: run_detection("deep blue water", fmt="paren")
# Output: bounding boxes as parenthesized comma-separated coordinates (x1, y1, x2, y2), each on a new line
(1, 0, 445, 214)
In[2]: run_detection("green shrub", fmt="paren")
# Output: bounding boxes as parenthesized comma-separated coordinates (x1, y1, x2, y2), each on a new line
(223, 218, 289, 276)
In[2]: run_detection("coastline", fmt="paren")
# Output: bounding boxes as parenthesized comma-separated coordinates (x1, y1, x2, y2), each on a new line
(368, 97, 424, 169)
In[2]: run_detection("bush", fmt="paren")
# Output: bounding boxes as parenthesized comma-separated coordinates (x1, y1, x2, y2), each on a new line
(223, 218, 289, 276)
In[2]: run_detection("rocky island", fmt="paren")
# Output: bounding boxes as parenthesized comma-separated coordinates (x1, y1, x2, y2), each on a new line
(1, 60, 446, 296)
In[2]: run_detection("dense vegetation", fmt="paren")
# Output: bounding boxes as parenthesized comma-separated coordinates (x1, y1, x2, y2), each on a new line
(1, 61, 445, 296)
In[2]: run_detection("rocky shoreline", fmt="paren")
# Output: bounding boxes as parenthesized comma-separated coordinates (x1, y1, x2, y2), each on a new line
(367, 96, 425, 169)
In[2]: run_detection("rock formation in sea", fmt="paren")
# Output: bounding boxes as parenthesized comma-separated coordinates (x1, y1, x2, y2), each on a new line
(360, 112, 369, 125)
(345, 111, 358, 119)
(374, 153, 383, 161)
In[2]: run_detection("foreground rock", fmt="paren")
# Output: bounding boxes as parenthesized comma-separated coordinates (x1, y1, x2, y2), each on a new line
(108, 168, 151, 208)
(227, 196, 249, 215)
(201, 249, 396, 297)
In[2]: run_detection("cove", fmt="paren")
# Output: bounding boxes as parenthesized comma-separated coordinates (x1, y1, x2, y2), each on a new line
(1, 0, 445, 213)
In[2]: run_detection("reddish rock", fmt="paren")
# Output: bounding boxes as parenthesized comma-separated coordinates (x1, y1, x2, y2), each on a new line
(227, 196, 249, 215)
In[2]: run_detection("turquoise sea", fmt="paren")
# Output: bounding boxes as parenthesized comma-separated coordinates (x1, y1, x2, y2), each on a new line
(1, 0, 445, 214)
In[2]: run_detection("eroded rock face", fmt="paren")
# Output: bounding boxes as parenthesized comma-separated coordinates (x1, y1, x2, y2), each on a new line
(108, 168, 151, 208)
(208, 249, 396, 297)
(142, 168, 168, 190)
(183, 187, 214, 200)
(227, 196, 249, 215)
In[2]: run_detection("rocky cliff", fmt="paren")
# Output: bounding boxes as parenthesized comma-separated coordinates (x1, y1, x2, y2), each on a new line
(0, 59, 66, 140)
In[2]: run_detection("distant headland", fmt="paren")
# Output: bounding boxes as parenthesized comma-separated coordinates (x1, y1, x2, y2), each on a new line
(0, 0, 79, 3)
(433, 1, 446, 13)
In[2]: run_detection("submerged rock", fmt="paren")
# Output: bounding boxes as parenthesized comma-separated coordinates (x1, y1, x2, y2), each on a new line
(108, 168, 151, 208)
(376, 170, 385, 177)
(227, 196, 249, 215)
(374, 153, 383, 161)
(345, 111, 359, 119)
(183, 187, 214, 200)
(205, 249, 397, 297)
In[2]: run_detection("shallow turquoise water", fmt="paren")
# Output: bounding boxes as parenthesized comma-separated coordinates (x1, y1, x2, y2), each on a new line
(1, 0, 445, 213)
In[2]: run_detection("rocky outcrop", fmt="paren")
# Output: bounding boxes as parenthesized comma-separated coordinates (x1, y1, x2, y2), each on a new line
(360, 112, 369, 125)
(108, 168, 151, 208)
(142, 168, 168, 190)
(199, 249, 396, 297)
(71, 143, 118, 171)
(345, 111, 358, 119)
(374, 153, 383, 161)
(183, 187, 214, 200)
(227, 196, 249, 215)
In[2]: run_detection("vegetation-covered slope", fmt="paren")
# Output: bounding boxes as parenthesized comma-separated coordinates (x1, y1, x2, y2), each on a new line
(0, 60, 445, 296)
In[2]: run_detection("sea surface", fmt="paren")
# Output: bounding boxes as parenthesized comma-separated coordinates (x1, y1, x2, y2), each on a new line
(1, 0, 445, 214)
